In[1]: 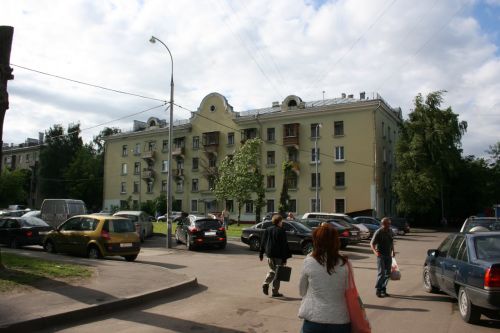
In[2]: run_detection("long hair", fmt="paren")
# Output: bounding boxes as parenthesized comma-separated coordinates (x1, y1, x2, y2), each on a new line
(311, 223, 347, 274)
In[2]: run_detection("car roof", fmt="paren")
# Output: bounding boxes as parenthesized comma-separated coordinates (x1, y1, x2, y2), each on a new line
(466, 231, 500, 237)
(74, 214, 130, 220)
(113, 211, 145, 216)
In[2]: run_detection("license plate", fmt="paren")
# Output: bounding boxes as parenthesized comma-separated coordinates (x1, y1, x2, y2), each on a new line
(351, 231, 358, 235)
(205, 231, 216, 236)
(39, 231, 48, 236)
(120, 243, 133, 247)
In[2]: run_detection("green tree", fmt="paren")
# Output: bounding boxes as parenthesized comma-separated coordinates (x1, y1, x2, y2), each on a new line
(155, 193, 167, 216)
(0, 169, 30, 207)
(214, 138, 262, 225)
(278, 161, 292, 215)
(93, 127, 121, 154)
(487, 142, 500, 167)
(254, 169, 265, 224)
(393, 91, 467, 219)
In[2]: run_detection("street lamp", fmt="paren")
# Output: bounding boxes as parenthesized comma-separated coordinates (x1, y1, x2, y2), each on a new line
(149, 36, 174, 248)
(314, 123, 322, 212)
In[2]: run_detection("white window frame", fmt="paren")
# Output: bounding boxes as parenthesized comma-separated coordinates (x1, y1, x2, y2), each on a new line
(120, 182, 127, 194)
(335, 146, 345, 161)
(121, 163, 128, 175)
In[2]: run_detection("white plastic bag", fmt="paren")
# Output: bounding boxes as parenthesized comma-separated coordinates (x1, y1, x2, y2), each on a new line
(390, 257, 401, 281)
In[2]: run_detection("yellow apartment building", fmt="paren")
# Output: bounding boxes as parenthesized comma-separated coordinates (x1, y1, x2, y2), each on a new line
(103, 92, 402, 221)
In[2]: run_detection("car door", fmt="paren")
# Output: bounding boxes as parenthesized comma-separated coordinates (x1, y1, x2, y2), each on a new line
(75, 217, 98, 255)
(441, 235, 465, 296)
(56, 217, 81, 253)
(283, 222, 300, 251)
(432, 234, 455, 290)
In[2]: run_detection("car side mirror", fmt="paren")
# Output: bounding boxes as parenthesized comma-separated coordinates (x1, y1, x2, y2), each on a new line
(427, 249, 438, 257)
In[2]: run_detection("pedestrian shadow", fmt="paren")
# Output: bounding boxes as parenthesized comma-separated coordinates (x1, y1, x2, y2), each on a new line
(343, 247, 373, 254)
(364, 304, 429, 312)
(389, 294, 454, 303)
(342, 253, 369, 260)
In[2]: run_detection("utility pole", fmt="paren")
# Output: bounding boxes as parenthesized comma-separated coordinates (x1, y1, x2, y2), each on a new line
(0, 26, 15, 269)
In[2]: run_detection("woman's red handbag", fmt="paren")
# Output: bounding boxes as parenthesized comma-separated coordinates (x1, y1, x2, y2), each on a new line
(345, 260, 371, 333)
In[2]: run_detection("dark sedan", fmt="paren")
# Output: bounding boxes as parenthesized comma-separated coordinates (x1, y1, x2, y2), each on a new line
(390, 217, 410, 234)
(423, 232, 500, 323)
(353, 216, 380, 237)
(0, 216, 53, 248)
(241, 221, 313, 255)
(298, 218, 359, 249)
(175, 215, 226, 250)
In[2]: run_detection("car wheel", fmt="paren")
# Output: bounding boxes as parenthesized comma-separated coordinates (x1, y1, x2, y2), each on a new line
(9, 238, 19, 249)
(249, 237, 261, 251)
(187, 235, 194, 251)
(458, 287, 481, 323)
(302, 242, 313, 255)
(124, 255, 138, 262)
(44, 240, 57, 253)
(423, 266, 439, 293)
(87, 245, 102, 259)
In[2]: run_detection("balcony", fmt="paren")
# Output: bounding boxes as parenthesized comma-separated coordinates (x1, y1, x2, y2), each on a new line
(283, 123, 300, 148)
(142, 169, 155, 180)
(141, 150, 156, 162)
(202, 132, 220, 154)
(241, 128, 258, 144)
(171, 147, 185, 158)
(202, 166, 218, 178)
(174, 168, 185, 179)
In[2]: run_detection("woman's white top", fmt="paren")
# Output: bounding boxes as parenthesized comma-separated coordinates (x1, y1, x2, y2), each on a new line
(298, 255, 350, 324)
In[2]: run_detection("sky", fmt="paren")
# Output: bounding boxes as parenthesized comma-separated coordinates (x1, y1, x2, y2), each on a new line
(1, 0, 499, 157)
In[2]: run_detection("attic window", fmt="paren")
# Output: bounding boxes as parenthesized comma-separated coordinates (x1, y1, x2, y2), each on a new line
(148, 120, 158, 127)
(288, 100, 297, 107)
(210, 105, 216, 112)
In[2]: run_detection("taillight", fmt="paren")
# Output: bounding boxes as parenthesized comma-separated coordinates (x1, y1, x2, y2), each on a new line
(188, 226, 200, 234)
(341, 230, 350, 237)
(218, 227, 225, 232)
(485, 266, 500, 289)
(101, 230, 111, 240)
(25, 230, 33, 237)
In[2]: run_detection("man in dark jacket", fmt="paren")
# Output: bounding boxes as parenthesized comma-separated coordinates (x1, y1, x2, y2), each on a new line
(259, 214, 291, 297)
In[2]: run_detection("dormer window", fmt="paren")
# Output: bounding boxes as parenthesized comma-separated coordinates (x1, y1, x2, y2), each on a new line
(288, 100, 297, 107)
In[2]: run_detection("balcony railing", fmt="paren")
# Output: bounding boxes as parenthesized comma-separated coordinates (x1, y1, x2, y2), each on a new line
(290, 161, 300, 175)
(142, 169, 155, 180)
(172, 147, 185, 157)
(174, 168, 185, 178)
(141, 150, 156, 161)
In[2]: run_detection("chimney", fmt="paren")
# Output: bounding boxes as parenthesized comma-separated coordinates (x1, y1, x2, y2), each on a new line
(360, 91, 366, 100)
(341, 93, 346, 98)
(347, 94, 354, 98)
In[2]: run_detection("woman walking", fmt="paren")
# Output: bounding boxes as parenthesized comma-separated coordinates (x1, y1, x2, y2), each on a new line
(298, 223, 351, 333)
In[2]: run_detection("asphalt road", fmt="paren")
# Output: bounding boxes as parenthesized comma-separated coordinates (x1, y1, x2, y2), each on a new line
(44, 231, 500, 333)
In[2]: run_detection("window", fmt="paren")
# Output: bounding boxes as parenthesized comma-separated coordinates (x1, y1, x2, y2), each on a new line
(287, 173, 298, 189)
(335, 199, 345, 213)
(311, 123, 320, 138)
(437, 235, 455, 257)
(192, 158, 199, 170)
(133, 181, 139, 193)
(173, 137, 185, 148)
(174, 199, 182, 211)
(383, 147, 387, 163)
(288, 149, 298, 162)
(176, 180, 184, 192)
(448, 236, 465, 259)
(242, 128, 258, 141)
(335, 172, 345, 187)
(208, 178, 215, 190)
(267, 128, 275, 141)
(334, 121, 344, 136)
(457, 240, 469, 262)
(147, 141, 156, 151)
(134, 162, 140, 175)
(26, 154, 30, 162)
(227, 132, 235, 145)
(120, 182, 126, 193)
(382, 121, 386, 138)
(245, 201, 254, 214)
(161, 180, 167, 192)
(226, 200, 234, 212)
(192, 179, 199, 192)
(288, 199, 297, 213)
(311, 173, 321, 188)
(311, 148, 320, 162)
(147, 182, 153, 193)
(267, 175, 275, 189)
(177, 160, 184, 170)
(335, 146, 345, 161)
(266, 200, 275, 213)
(134, 143, 141, 155)
(267, 151, 275, 165)
(162, 160, 169, 172)
(284, 124, 298, 137)
(193, 136, 200, 149)
(388, 126, 392, 141)
(162, 140, 168, 152)
(121, 145, 128, 157)
(209, 156, 217, 168)
(311, 199, 321, 212)
(121, 163, 128, 175)
(191, 200, 198, 212)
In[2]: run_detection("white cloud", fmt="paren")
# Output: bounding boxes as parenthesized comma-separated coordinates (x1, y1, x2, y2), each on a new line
(1, 0, 499, 157)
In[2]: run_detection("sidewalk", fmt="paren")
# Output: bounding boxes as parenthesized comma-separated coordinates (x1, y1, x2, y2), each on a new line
(0, 248, 197, 332)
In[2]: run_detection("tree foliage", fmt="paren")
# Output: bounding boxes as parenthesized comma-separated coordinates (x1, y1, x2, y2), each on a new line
(394, 91, 467, 216)
(214, 138, 263, 224)
(278, 161, 292, 214)
(0, 169, 31, 207)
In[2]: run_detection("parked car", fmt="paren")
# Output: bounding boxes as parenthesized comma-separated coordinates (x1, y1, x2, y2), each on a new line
(353, 216, 381, 237)
(389, 217, 410, 234)
(175, 215, 226, 250)
(0, 210, 28, 217)
(41, 199, 87, 228)
(298, 218, 358, 249)
(262, 212, 287, 222)
(241, 220, 314, 255)
(43, 215, 140, 261)
(301, 212, 370, 239)
(460, 216, 500, 233)
(113, 210, 154, 242)
(423, 231, 500, 323)
(22, 210, 42, 218)
(0, 216, 53, 248)
(157, 211, 184, 223)
(8, 204, 27, 211)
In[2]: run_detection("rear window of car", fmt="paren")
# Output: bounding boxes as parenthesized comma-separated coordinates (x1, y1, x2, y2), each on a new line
(107, 219, 135, 233)
(474, 235, 500, 260)
(290, 222, 312, 233)
(116, 214, 139, 222)
(21, 217, 50, 227)
(329, 219, 352, 228)
(195, 219, 221, 229)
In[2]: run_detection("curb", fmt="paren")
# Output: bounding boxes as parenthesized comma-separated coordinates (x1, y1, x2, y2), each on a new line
(0, 277, 198, 332)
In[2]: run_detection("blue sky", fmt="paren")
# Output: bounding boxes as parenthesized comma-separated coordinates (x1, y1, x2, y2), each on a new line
(473, 0, 500, 53)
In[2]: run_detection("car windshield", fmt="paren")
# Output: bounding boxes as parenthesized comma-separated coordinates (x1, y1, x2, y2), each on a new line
(465, 219, 500, 232)
(328, 219, 352, 228)
(21, 217, 49, 227)
(195, 219, 221, 229)
(474, 235, 500, 259)
(289, 221, 312, 233)
(116, 214, 139, 222)
(110, 219, 135, 233)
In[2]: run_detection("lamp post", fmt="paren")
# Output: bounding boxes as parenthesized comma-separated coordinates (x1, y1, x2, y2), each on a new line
(149, 36, 174, 248)
(314, 123, 322, 212)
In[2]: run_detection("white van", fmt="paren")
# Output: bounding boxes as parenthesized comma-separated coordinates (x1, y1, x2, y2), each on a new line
(40, 199, 87, 227)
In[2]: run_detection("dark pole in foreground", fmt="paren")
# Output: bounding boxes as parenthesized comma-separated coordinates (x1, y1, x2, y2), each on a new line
(0, 26, 15, 269)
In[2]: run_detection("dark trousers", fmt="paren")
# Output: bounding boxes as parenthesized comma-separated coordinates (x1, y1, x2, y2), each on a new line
(263, 257, 282, 293)
(301, 320, 351, 333)
(376, 255, 392, 292)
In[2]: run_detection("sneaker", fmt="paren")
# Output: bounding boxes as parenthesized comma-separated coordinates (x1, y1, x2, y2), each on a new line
(262, 284, 269, 295)
(382, 291, 390, 297)
(376, 291, 384, 298)
(272, 292, 283, 297)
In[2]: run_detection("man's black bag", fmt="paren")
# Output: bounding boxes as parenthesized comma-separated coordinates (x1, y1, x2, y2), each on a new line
(276, 265, 292, 282)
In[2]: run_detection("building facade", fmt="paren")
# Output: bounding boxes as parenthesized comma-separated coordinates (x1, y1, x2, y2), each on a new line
(103, 92, 402, 220)
(2, 137, 43, 208)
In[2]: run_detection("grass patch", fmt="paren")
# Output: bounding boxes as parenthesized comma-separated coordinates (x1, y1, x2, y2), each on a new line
(152, 222, 253, 238)
(0, 253, 93, 292)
